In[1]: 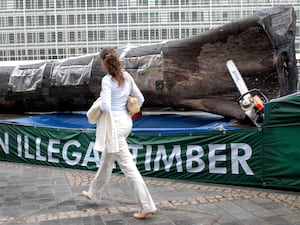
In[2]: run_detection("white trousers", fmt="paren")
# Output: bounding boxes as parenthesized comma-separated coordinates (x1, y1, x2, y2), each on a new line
(87, 113, 156, 213)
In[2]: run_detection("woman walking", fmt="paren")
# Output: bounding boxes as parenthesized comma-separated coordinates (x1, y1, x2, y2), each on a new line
(82, 47, 157, 219)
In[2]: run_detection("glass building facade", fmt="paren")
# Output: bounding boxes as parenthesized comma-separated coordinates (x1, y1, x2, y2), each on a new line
(0, 0, 299, 61)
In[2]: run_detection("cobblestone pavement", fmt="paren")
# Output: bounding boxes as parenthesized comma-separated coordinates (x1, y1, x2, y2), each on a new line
(0, 161, 299, 225)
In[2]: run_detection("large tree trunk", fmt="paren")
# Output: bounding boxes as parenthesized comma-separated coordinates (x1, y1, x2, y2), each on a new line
(0, 6, 298, 122)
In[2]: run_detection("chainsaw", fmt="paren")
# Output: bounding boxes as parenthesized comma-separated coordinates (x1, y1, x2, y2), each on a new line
(226, 60, 268, 127)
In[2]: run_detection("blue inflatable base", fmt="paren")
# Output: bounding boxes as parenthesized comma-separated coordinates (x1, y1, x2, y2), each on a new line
(0, 111, 241, 134)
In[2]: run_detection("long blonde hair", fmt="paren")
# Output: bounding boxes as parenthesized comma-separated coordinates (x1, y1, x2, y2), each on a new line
(100, 47, 124, 86)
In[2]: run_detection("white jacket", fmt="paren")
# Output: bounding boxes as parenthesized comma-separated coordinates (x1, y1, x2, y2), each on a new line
(86, 97, 119, 153)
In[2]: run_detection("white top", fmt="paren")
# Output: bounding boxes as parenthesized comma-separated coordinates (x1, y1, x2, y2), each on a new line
(100, 71, 145, 117)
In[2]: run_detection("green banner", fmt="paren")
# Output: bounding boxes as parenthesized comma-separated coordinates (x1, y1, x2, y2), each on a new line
(2, 93, 300, 190)
(0, 122, 264, 187)
(263, 126, 300, 189)
(128, 129, 263, 187)
(0, 123, 97, 170)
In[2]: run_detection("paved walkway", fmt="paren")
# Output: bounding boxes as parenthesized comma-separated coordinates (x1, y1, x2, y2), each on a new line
(0, 161, 299, 225)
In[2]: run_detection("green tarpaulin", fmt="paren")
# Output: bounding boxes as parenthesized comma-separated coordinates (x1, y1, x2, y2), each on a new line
(262, 92, 300, 189)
